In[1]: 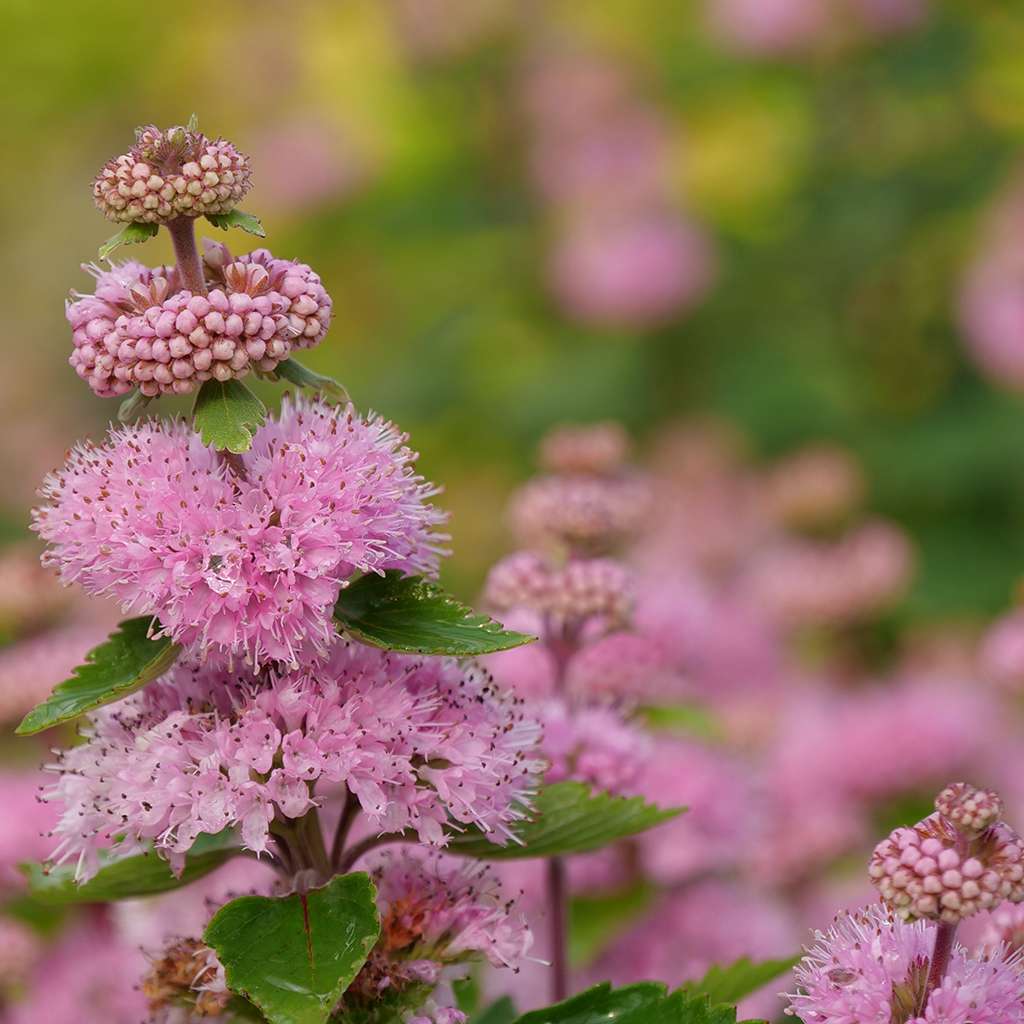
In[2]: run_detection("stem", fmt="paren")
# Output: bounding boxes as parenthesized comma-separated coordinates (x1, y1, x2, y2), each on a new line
(547, 856, 570, 1003)
(337, 830, 416, 874)
(330, 789, 360, 871)
(297, 808, 331, 881)
(919, 920, 957, 1015)
(166, 216, 207, 295)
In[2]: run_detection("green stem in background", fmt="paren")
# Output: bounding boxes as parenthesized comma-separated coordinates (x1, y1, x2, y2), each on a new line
(166, 215, 206, 295)
(297, 808, 332, 881)
(547, 856, 570, 1003)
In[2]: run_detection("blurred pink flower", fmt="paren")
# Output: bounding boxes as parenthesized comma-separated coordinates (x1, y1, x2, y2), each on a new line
(5, 920, 148, 1024)
(548, 215, 716, 330)
(978, 609, 1024, 694)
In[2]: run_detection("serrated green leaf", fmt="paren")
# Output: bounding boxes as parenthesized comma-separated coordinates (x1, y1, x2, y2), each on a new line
(684, 957, 798, 1007)
(273, 359, 349, 402)
(205, 209, 266, 237)
(446, 782, 683, 860)
(192, 378, 267, 453)
(474, 997, 518, 1024)
(98, 221, 159, 260)
(118, 389, 153, 423)
(205, 872, 380, 1024)
(334, 571, 535, 657)
(23, 829, 240, 904)
(513, 985, 743, 1024)
(16, 617, 180, 735)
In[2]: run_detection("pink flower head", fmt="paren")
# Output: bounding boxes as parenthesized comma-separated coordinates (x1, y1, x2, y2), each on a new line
(93, 124, 251, 224)
(44, 641, 543, 880)
(538, 422, 631, 477)
(978, 901, 1024, 955)
(66, 245, 331, 399)
(548, 214, 715, 329)
(509, 473, 651, 554)
(372, 852, 533, 969)
(34, 395, 447, 666)
(869, 785, 1024, 923)
(788, 903, 1024, 1024)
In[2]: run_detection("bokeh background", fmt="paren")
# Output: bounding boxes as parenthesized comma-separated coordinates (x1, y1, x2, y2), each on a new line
(5, 0, 1024, 610)
(8, 0, 1024, 1020)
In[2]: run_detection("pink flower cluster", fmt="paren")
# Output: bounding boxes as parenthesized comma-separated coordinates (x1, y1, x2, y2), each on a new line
(93, 124, 251, 224)
(67, 245, 331, 398)
(34, 395, 446, 666)
(787, 904, 1024, 1024)
(44, 641, 544, 880)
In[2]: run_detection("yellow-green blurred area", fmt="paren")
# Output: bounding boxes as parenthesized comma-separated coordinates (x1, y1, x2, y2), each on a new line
(6, 0, 1024, 616)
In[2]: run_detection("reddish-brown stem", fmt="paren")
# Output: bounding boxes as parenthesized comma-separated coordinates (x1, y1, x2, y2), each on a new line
(919, 920, 957, 1015)
(547, 856, 570, 1003)
(166, 216, 206, 295)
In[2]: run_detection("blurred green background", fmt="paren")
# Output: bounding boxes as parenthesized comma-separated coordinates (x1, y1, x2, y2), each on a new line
(5, 0, 1024, 619)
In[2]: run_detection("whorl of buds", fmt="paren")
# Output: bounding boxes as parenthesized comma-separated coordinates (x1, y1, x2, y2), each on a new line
(869, 783, 1024, 923)
(935, 782, 1004, 836)
(509, 473, 651, 554)
(538, 422, 630, 476)
(67, 247, 331, 398)
(93, 124, 252, 224)
(485, 552, 632, 627)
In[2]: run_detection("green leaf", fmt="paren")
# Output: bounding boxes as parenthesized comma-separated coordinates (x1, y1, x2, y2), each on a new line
(205, 209, 267, 237)
(273, 359, 349, 402)
(446, 782, 683, 860)
(513, 985, 744, 1024)
(23, 830, 240, 904)
(569, 883, 654, 966)
(453, 974, 481, 1017)
(205, 872, 380, 1024)
(334, 571, 535, 657)
(98, 221, 159, 260)
(16, 617, 180, 735)
(474, 998, 518, 1024)
(118, 389, 153, 423)
(192, 378, 267, 453)
(683, 957, 798, 1007)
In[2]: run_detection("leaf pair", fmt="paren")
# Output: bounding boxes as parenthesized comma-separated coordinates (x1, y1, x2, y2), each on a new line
(98, 208, 265, 262)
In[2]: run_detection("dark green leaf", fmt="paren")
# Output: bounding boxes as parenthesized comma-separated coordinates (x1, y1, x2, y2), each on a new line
(16, 617, 180, 735)
(569, 883, 654, 966)
(98, 221, 159, 260)
(513, 985, 744, 1024)
(205, 872, 380, 1024)
(24, 830, 240, 904)
(684, 957, 797, 1007)
(334, 571, 534, 657)
(205, 209, 267, 237)
(474, 997, 518, 1024)
(118, 389, 153, 423)
(273, 359, 349, 402)
(446, 782, 683, 860)
(192, 378, 267, 453)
